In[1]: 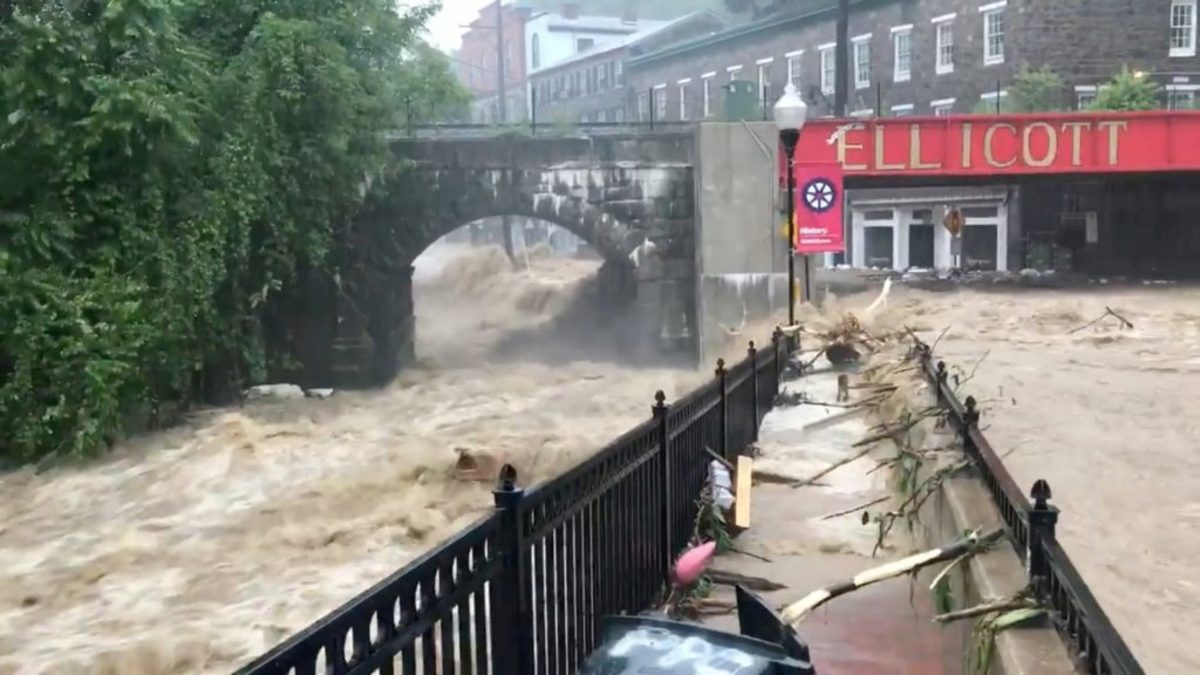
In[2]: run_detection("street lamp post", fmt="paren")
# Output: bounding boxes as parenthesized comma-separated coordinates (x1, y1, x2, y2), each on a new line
(774, 83, 808, 327)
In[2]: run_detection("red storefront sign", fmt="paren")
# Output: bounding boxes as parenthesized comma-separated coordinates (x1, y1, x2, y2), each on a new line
(792, 162, 845, 254)
(778, 111, 1200, 179)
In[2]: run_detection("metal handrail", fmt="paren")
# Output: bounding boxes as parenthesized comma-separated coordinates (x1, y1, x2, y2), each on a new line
(236, 329, 789, 675)
(912, 339, 1144, 675)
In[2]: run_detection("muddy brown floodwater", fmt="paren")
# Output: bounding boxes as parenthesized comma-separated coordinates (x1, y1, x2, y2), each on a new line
(0, 243, 705, 674)
(6, 249, 1195, 674)
(884, 283, 1200, 675)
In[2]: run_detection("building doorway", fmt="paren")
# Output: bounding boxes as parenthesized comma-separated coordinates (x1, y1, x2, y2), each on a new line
(863, 226, 895, 269)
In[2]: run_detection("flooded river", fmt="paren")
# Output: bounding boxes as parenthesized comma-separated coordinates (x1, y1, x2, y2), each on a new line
(0, 243, 704, 674)
(4, 254, 1197, 673)
(894, 283, 1200, 674)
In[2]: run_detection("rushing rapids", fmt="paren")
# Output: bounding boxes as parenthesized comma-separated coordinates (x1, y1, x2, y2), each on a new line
(4, 247, 1200, 673)
(0, 240, 705, 674)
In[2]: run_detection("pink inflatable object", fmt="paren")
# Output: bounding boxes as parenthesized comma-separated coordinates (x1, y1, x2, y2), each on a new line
(672, 541, 717, 586)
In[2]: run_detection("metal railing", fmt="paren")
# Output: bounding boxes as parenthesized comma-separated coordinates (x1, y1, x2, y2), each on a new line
(390, 121, 695, 141)
(911, 339, 1144, 675)
(237, 331, 789, 675)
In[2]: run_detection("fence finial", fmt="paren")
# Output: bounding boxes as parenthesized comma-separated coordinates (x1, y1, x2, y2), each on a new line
(496, 464, 519, 492)
(1031, 479, 1053, 509)
(964, 396, 980, 427)
(716, 358, 726, 376)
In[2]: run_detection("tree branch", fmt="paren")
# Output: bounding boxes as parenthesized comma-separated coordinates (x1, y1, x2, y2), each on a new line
(780, 528, 1005, 626)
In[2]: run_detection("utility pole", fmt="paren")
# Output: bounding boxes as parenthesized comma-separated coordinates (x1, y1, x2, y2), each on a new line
(833, 0, 849, 117)
(494, 0, 508, 124)
(494, 0, 514, 259)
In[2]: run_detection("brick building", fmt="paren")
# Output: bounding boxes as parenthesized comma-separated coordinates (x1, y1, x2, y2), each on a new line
(457, 3, 532, 124)
(621, 0, 1200, 275)
(527, 11, 727, 124)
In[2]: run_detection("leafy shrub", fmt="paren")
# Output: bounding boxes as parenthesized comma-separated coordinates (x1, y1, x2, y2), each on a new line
(0, 0, 468, 463)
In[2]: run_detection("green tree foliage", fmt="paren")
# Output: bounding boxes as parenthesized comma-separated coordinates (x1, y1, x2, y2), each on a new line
(971, 96, 1016, 115)
(0, 0, 468, 464)
(1090, 67, 1161, 111)
(1008, 66, 1065, 112)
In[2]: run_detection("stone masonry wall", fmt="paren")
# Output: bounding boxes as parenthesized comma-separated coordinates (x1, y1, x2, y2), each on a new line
(1012, 0, 1200, 92)
(293, 133, 701, 387)
(626, 0, 1200, 119)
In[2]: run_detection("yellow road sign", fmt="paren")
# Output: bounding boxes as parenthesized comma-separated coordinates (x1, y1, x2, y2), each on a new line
(943, 208, 964, 237)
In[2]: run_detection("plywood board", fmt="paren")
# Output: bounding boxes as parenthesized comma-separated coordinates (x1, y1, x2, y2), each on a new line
(734, 455, 753, 529)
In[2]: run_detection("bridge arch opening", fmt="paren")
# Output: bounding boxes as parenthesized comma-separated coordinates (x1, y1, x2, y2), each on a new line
(313, 139, 698, 387)
(411, 216, 645, 368)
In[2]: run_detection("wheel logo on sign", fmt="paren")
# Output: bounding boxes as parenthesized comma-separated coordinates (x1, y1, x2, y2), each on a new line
(802, 178, 837, 214)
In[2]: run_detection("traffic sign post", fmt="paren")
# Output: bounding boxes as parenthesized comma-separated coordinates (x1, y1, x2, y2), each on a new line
(943, 207, 964, 275)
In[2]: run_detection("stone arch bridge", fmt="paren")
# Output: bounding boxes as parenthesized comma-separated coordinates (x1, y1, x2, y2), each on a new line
(277, 132, 699, 387)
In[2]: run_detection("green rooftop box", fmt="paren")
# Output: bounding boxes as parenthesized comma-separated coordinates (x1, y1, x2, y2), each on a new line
(723, 80, 759, 121)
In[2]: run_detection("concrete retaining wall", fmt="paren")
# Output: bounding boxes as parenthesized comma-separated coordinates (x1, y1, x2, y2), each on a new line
(912, 409, 1076, 674)
(694, 122, 805, 365)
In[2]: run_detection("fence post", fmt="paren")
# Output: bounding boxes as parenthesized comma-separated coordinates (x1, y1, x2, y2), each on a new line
(491, 465, 532, 675)
(1027, 479, 1059, 598)
(653, 391, 673, 572)
(530, 85, 538, 136)
(772, 327, 784, 381)
(716, 358, 728, 461)
(748, 341, 760, 440)
(962, 395, 981, 449)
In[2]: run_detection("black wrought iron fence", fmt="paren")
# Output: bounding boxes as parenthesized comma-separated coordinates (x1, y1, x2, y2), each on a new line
(911, 340, 1144, 675)
(237, 330, 789, 675)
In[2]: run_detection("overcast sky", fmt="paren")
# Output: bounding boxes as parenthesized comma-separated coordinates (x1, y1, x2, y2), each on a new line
(414, 0, 491, 53)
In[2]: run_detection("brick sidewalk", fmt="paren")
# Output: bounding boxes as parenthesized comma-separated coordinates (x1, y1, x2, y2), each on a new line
(698, 369, 955, 674)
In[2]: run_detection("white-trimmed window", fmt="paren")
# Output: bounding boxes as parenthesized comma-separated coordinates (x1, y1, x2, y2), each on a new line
(701, 72, 716, 118)
(1171, 0, 1197, 57)
(853, 34, 872, 90)
(819, 43, 836, 94)
(678, 78, 692, 120)
(1075, 85, 1097, 110)
(931, 98, 956, 116)
(891, 103, 914, 117)
(727, 64, 744, 82)
(981, 1, 1006, 66)
(1168, 83, 1199, 109)
(637, 92, 649, 121)
(653, 84, 667, 120)
(786, 50, 804, 88)
(891, 25, 912, 82)
(933, 13, 955, 74)
(980, 89, 1008, 113)
(756, 57, 774, 105)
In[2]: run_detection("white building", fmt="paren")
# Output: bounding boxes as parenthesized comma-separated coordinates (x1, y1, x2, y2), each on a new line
(843, 186, 1013, 273)
(524, 5, 665, 82)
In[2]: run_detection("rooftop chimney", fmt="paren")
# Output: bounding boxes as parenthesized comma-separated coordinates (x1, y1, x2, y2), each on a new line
(621, 6, 638, 24)
(562, 2, 580, 19)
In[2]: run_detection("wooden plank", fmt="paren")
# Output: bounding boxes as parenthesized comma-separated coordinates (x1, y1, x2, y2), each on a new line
(734, 455, 753, 529)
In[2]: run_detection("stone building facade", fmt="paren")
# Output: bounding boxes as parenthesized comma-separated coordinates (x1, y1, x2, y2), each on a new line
(625, 0, 1200, 120)
(527, 11, 727, 125)
(620, 0, 1200, 275)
